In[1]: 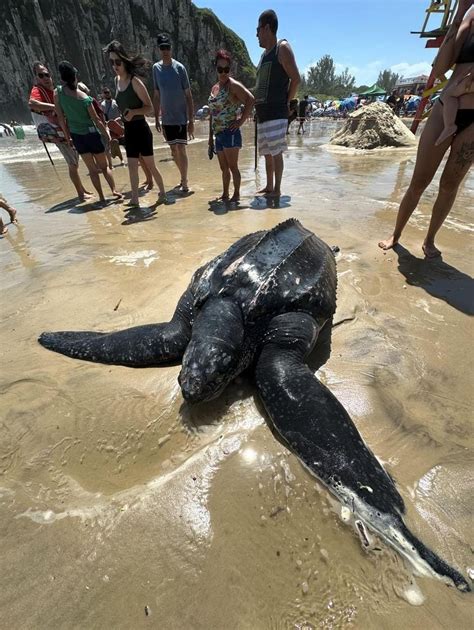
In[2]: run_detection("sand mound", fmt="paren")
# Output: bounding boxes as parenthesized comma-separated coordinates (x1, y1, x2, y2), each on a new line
(330, 102, 417, 149)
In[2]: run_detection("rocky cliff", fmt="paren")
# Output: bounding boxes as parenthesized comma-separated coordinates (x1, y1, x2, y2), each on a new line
(0, 0, 256, 122)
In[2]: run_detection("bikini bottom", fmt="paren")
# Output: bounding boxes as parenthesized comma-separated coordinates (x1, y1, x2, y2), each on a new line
(454, 108, 474, 134)
(438, 98, 474, 134)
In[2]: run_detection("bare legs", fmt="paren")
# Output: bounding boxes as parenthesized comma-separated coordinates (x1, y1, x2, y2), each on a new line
(216, 151, 231, 200)
(424, 127, 474, 256)
(81, 153, 105, 201)
(139, 156, 153, 190)
(257, 154, 274, 194)
(216, 147, 241, 201)
(110, 139, 124, 165)
(378, 101, 472, 256)
(94, 153, 122, 199)
(170, 143, 189, 191)
(68, 164, 92, 201)
(127, 156, 166, 206)
(272, 153, 284, 197)
(81, 153, 122, 203)
(257, 152, 284, 196)
(0, 199, 18, 235)
(140, 154, 166, 202)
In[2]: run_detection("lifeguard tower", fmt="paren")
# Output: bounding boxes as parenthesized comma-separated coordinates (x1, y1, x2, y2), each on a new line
(410, 0, 459, 132)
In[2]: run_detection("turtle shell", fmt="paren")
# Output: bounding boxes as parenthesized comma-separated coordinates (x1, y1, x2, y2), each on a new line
(191, 219, 337, 325)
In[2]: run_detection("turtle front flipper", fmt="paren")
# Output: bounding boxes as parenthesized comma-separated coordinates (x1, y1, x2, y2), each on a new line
(255, 312, 470, 592)
(38, 289, 194, 367)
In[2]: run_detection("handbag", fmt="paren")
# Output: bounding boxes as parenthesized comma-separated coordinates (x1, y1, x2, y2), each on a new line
(31, 86, 67, 144)
(208, 139, 215, 160)
(107, 119, 124, 140)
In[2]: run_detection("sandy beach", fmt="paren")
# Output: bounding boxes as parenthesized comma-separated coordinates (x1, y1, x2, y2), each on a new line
(1, 120, 473, 628)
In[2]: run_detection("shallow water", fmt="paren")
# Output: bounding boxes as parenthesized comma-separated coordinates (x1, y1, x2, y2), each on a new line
(1, 120, 473, 628)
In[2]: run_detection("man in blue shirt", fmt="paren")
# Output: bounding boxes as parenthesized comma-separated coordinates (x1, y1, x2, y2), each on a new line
(153, 34, 195, 194)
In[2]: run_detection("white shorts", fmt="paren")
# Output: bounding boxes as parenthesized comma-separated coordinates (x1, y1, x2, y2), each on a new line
(57, 142, 79, 167)
(257, 119, 287, 157)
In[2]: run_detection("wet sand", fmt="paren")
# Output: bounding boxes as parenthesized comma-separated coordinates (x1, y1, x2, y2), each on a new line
(1, 121, 473, 628)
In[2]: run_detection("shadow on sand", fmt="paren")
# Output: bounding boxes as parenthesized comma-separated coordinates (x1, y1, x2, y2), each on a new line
(122, 205, 158, 225)
(394, 244, 474, 316)
(208, 194, 292, 215)
(45, 197, 83, 213)
(68, 199, 119, 214)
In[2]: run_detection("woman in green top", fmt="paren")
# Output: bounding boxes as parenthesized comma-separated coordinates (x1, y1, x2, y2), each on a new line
(104, 41, 167, 206)
(55, 61, 122, 203)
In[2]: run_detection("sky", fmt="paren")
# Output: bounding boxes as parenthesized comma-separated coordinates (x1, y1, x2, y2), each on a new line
(194, 0, 440, 86)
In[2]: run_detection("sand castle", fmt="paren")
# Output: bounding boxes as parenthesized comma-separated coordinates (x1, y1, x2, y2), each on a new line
(330, 101, 417, 150)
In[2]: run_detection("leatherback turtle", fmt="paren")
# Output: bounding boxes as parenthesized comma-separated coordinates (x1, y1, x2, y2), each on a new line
(39, 219, 469, 591)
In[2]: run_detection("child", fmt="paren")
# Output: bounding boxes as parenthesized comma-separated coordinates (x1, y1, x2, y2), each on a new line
(435, 69, 474, 145)
(0, 197, 18, 235)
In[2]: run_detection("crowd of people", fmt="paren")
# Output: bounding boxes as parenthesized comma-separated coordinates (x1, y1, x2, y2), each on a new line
(1, 4, 473, 258)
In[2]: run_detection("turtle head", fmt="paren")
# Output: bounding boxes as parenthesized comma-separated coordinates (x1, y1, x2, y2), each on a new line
(179, 298, 244, 402)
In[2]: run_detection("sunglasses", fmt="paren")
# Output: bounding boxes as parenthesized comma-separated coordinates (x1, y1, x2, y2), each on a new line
(37, 72, 50, 78)
(159, 44, 171, 50)
(217, 66, 230, 74)
(109, 58, 123, 67)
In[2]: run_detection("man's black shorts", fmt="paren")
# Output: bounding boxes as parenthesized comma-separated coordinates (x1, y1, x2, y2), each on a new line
(162, 124, 187, 145)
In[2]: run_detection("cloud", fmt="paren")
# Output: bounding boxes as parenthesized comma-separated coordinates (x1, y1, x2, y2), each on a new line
(389, 61, 432, 78)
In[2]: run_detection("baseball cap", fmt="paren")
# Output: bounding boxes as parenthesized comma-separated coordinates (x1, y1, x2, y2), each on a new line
(157, 33, 171, 46)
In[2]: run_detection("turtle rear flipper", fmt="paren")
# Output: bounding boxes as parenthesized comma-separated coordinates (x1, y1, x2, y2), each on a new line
(255, 311, 470, 592)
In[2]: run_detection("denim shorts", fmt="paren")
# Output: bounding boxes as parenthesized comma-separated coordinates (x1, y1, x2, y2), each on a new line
(215, 128, 242, 152)
(71, 131, 104, 155)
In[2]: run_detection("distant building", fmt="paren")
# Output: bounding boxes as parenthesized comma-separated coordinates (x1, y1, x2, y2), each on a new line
(394, 75, 429, 94)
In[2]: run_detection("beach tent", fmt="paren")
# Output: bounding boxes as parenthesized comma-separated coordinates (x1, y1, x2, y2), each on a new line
(405, 95, 421, 112)
(340, 96, 357, 111)
(358, 84, 387, 97)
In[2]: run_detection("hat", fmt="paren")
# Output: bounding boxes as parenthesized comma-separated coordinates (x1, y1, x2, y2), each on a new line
(157, 33, 171, 46)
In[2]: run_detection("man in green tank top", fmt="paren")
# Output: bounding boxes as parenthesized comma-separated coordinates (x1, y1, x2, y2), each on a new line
(255, 10, 300, 198)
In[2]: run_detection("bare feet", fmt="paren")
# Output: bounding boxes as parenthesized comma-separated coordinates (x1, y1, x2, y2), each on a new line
(112, 191, 124, 201)
(216, 194, 229, 201)
(422, 241, 442, 258)
(229, 194, 240, 203)
(435, 125, 457, 146)
(126, 199, 140, 207)
(157, 192, 168, 205)
(79, 192, 94, 201)
(140, 181, 153, 191)
(266, 190, 281, 198)
(378, 235, 398, 250)
(0, 222, 7, 235)
(257, 187, 273, 195)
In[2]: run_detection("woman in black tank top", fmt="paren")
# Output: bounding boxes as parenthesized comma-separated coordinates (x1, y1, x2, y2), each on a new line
(379, 1, 473, 259)
(105, 40, 168, 206)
